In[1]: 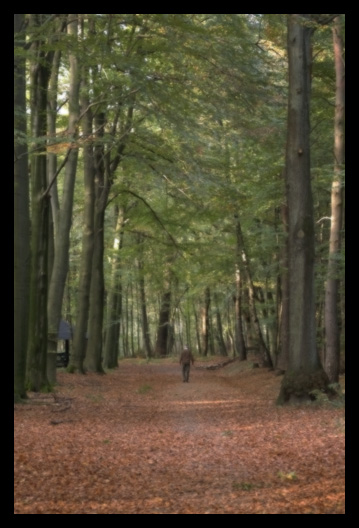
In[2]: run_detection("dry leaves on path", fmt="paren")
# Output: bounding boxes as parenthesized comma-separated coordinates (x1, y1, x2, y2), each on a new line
(14, 359, 345, 514)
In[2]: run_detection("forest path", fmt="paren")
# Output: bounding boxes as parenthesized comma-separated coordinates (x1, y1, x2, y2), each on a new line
(14, 359, 345, 514)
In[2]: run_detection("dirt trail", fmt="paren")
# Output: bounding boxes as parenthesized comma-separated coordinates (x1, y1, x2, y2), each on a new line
(14, 360, 345, 514)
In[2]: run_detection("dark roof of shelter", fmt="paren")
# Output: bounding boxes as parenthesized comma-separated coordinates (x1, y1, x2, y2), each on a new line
(58, 320, 72, 340)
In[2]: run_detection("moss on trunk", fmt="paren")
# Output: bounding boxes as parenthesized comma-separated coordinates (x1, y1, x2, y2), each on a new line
(277, 368, 332, 405)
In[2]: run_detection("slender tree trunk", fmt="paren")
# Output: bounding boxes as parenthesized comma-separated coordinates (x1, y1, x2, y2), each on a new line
(234, 276, 246, 360)
(46, 48, 60, 321)
(193, 303, 202, 356)
(278, 15, 330, 403)
(242, 288, 255, 352)
(185, 300, 191, 351)
(47, 48, 61, 233)
(201, 287, 211, 356)
(103, 207, 125, 368)
(208, 314, 215, 356)
(70, 66, 95, 373)
(155, 290, 172, 357)
(85, 204, 106, 372)
(47, 14, 80, 380)
(123, 286, 129, 357)
(277, 203, 289, 371)
(137, 234, 153, 358)
(130, 282, 135, 357)
(84, 111, 108, 373)
(324, 16, 345, 383)
(234, 217, 246, 360)
(84, 29, 135, 369)
(214, 299, 227, 356)
(236, 216, 273, 368)
(14, 14, 30, 400)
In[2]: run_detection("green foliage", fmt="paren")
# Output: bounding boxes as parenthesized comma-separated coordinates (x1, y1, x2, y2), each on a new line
(17, 14, 344, 374)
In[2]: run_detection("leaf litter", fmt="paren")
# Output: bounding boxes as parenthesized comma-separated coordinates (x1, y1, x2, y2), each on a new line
(14, 359, 345, 514)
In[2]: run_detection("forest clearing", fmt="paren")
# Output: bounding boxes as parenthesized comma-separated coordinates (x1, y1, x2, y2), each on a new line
(14, 359, 345, 514)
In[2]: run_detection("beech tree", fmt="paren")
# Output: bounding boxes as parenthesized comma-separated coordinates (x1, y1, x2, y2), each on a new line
(14, 14, 344, 394)
(47, 14, 80, 380)
(14, 14, 30, 400)
(324, 15, 345, 383)
(278, 15, 332, 403)
(69, 59, 95, 372)
(103, 206, 126, 368)
(26, 14, 54, 391)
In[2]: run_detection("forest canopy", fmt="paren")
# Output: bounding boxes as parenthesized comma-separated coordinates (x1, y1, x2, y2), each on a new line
(14, 14, 345, 403)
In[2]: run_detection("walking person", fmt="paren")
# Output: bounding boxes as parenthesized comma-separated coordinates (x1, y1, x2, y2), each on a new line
(180, 345, 194, 382)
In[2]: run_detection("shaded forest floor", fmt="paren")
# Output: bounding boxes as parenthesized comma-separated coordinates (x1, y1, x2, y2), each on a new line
(14, 358, 345, 514)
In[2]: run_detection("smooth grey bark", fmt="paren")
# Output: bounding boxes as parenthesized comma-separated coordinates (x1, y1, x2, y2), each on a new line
(324, 16, 345, 383)
(234, 217, 246, 361)
(84, 112, 108, 373)
(103, 207, 125, 368)
(214, 295, 227, 356)
(84, 47, 136, 370)
(70, 19, 95, 373)
(234, 270, 246, 360)
(201, 287, 211, 356)
(47, 49, 61, 230)
(47, 15, 80, 380)
(276, 203, 290, 371)
(193, 303, 202, 356)
(14, 14, 30, 400)
(46, 44, 62, 300)
(278, 15, 330, 403)
(137, 234, 153, 359)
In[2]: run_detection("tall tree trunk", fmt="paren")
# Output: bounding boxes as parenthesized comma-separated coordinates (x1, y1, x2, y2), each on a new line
(14, 14, 30, 400)
(26, 15, 53, 391)
(47, 48, 61, 233)
(85, 203, 106, 372)
(155, 290, 172, 357)
(276, 203, 290, 371)
(47, 14, 80, 380)
(123, 285, 129, 357)
(84, 37, 135, 369)
(236, 216, 273, 368)
(70, 64, 95, 373)
(201, 287, 211, 356)
(234, 217, 246, 360)
(193, 303, 202, 356)
(129, 282, 135, 357)
(324, 15, 345, 383)
(27, 154, 50, 391)
(85, 112, 108, 373)
(103, 207, 125, 369)
(46, 48, 62, 347)
(278, 14, 330, 404)
(137, 234, 153, 358)
(214, 295, 227, 356)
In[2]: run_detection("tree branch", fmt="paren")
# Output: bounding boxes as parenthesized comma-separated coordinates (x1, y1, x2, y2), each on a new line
(107, 189, 180, 249)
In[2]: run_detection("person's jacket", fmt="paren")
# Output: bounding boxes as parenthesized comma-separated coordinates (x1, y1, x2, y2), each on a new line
(180, 350, 194, 365)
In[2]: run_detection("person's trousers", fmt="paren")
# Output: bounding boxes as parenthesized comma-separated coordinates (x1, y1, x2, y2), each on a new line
(182, 363, 190, 382)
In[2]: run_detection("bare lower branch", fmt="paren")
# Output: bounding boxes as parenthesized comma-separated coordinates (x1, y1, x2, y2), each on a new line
(108, 189, 180, 249)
